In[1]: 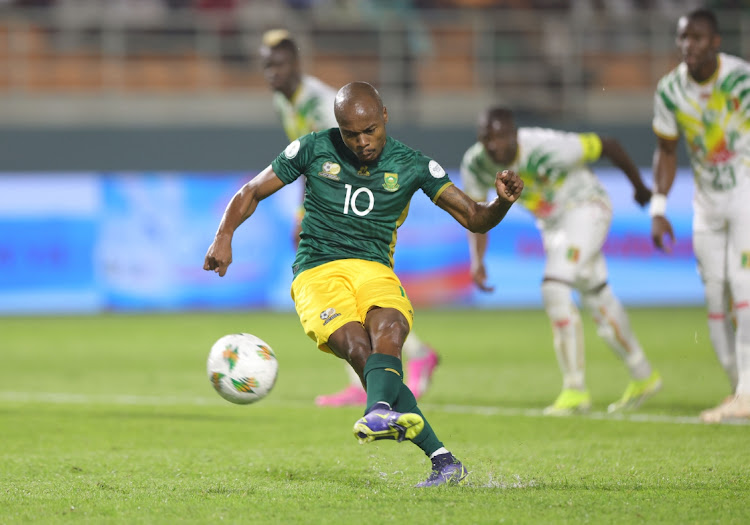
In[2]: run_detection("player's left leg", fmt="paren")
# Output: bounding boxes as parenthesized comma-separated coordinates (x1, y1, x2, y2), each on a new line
(581, 280, 661, 413)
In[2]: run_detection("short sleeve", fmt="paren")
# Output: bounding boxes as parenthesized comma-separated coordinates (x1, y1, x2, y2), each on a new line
(578, 133, 602, 163)
(415, 153, 454, 203)
(271, 133, 316, 184)
(537, 129, 589, 167)
(653, 85, 680, 140)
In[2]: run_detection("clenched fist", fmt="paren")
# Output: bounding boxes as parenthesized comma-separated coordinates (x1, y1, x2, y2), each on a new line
(495, 169, 523, 203)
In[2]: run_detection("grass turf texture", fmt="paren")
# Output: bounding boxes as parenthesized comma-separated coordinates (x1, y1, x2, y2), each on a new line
(1, 308, 748, 524)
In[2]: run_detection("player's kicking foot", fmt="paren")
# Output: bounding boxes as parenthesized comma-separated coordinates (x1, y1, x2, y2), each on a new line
(415, 453, 468, 488)
(353, 402, 424, 444)
(700, 394, 750, 423)
(315, 385, 367, 407)
(543, 389, 592, 416)
(406, 347, 439, 399)
(607, 370, 663, 413)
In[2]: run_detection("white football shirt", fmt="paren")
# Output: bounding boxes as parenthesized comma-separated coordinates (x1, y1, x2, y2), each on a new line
(273, 75, 338, 142)
(460, 128, 609, 223)
(653, 53, 750, 196)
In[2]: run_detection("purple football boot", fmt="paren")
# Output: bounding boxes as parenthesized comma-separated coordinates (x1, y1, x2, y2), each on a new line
(353, 402, 425, 444)
(416, 454, 468, 487)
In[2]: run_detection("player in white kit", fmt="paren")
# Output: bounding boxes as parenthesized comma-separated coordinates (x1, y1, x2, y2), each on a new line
(260, 29, 439, 406)
(651, 9, 750, 422)
(461, 107, 662, 415)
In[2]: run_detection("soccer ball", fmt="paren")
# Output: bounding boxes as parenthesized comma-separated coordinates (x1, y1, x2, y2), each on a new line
(206, 333, 278, 405)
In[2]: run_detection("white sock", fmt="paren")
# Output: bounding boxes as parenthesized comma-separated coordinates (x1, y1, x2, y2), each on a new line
(542, 280, 585, 391)
(705, 281, 738, 392)
(430, 447, 449, 459)
(582, 284, 652, 380)
(403, 332, 430, 360)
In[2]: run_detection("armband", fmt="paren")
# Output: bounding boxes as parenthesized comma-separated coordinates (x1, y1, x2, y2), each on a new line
(649, 194, 667, 217)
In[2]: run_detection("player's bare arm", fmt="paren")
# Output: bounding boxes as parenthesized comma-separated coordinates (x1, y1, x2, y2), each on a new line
(437, 170, 523, 233)
(204, 165, 285, 276)
(650, 136, 680, 253)
(468, 231, 494, 293)
(600, 136, 652, 206)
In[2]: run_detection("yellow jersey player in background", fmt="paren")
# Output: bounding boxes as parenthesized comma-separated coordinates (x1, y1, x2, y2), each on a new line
(260, 29, 439, 407)
(651, 8, 750, 423)
(461, 107, 661, 416)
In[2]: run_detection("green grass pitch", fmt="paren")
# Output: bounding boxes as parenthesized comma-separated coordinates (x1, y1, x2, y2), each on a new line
(1, 307, 748, 524)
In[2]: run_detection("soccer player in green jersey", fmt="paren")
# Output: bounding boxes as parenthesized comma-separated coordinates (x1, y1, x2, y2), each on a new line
(652, 8, 750, 422)
(461, 107, 662, 416)
(260, 29, 441, 407)
(204, 81, 523, 486)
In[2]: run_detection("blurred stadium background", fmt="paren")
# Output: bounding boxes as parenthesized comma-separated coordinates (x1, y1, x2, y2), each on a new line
(1, 0, 748, 315)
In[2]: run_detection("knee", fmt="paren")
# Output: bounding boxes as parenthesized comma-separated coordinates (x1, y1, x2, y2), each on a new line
(704, 279, 727, 312)
(736, 303, 750, 343)
(541, 280, 576, 323)
(327, 324, 372, 372)
(365, 308, 410, 356)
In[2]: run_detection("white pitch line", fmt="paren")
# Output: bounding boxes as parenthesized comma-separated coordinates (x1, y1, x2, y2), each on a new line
(1, 391, 748, 426)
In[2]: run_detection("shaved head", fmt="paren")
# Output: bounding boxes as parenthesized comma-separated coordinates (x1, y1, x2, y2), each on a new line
(334, 81, 384, 124)
(334, 82, 389, 163)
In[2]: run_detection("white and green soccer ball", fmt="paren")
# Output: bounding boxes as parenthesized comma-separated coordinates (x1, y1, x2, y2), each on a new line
(207, 333, 278, 405)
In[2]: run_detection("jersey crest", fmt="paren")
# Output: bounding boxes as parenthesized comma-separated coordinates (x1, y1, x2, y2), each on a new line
(382, 173, 400, 192)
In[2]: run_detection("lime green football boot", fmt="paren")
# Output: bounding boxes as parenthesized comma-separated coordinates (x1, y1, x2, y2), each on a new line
(607, 370, 662, 413)
(543, 389, 592, 416)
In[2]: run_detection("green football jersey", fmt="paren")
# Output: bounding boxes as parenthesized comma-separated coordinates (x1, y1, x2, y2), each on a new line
(271, 129, 454, 276)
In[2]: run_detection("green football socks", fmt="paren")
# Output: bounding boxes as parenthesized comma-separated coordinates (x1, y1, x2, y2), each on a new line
(363, 353, 443, 456)
(363, 353, 404, 412)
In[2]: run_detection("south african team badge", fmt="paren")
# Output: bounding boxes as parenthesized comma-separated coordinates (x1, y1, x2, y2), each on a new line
(383, 172, 400, 192)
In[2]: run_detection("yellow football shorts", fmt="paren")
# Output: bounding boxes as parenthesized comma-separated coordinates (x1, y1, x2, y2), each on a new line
(290, 259, 414, 353)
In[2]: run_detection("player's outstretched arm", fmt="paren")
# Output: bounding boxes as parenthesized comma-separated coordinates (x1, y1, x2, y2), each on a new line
(204, 165, 285, 276)
(600, 136, 652, 206)
(437, 170, 523, 234)
(468, 231, 494, 292)
(650, 136, 679, 253)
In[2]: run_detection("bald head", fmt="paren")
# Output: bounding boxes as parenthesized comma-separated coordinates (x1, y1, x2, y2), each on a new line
(334, 82, 384, 125)
(335, 82, 389, 163)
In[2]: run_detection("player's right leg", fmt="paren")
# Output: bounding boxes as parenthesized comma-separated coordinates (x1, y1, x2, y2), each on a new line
(541, 278, 590, 415)
(700, 198, 750, 423)
(349, 262, 467, 486)
(694, 218, 738, 399)
(539, 207, 609, 415)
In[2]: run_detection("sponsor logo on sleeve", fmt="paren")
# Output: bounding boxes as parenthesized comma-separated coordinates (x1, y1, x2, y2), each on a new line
(428, 160, 446, 178)
(284, 140, 301, 159)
